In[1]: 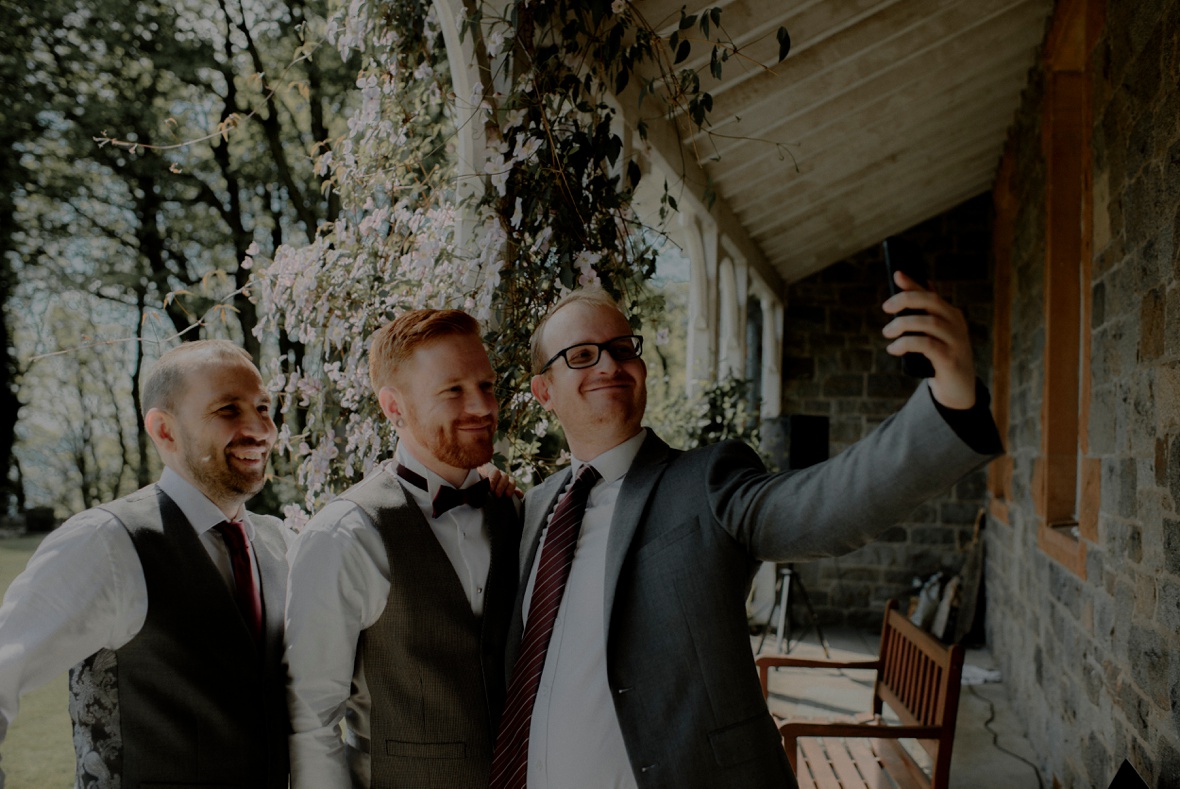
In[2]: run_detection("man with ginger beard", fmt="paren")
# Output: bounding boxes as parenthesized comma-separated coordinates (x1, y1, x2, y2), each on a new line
(0, 339, 289, 788)
(285, 309, 522, 789)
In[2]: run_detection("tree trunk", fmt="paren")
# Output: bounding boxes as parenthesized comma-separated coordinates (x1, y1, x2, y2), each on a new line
(132, 284, 152, 488)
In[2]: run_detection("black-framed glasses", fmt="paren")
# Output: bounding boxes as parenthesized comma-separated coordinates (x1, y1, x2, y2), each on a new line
(539, 334, 644, 373)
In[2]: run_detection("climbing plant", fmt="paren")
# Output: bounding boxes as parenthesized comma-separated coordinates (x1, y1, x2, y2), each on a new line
(252, 0, 790, 517)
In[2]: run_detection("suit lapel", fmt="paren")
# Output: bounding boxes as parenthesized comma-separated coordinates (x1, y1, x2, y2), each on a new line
(603, 431, 671, 623)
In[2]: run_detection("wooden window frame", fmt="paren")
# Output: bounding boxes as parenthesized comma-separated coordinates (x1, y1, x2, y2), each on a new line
(1034, 0, 1104, 578)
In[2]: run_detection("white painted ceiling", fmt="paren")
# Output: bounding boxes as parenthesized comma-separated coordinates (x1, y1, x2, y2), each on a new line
(626, 0, 1054, 290)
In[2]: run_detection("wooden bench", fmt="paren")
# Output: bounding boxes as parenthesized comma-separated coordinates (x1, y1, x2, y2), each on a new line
(755, 599, 964, 789)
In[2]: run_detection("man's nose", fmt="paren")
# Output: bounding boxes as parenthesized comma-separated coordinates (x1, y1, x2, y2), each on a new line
(241, 409, 276, 441)
(594, 348, 622, 373)
(466, 389, 497, 417)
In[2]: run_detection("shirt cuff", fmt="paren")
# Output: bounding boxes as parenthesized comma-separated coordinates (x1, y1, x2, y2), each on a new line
(930, 378, 1004, 455)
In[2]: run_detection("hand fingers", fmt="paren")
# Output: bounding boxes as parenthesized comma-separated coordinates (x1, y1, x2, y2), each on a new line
(891, 269, 928, 292)
(480, 465, 519, 498)
(883, 286, 958, 318)
(881, 298, 977, 409)
(882, 306, 966, 345)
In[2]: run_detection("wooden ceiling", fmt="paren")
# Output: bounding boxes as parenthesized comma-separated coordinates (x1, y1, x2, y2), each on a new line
(626, 0, 1054, 289)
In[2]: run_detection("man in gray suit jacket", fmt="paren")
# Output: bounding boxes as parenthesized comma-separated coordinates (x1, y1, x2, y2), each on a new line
(493, 281, 1002, 788)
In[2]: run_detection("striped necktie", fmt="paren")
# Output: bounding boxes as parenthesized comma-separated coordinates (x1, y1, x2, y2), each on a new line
(489, 463, 601, 789)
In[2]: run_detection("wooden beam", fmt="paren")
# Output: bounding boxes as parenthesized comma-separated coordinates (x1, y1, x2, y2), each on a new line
(705, 21, 1040, 189)
(728, 62, 1027, 226)
(689, 0, 1045, 145)
(760, 155, 997, 282)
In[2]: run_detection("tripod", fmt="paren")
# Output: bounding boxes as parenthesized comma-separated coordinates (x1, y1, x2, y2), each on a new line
(757, 563, 830, 657)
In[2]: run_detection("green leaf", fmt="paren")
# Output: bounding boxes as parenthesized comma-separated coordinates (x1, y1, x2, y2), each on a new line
(679, 13, 696, 30)
(674, 39, 691, 64)
(710, 47, 722, 80)
(615, 67, 629, 94)
(777, 26, 791, 62)
(710, 7, 722, 27)
(627, 160, 641, 188)
(669, 30, 679, 52)
(700, 13, 710, 38)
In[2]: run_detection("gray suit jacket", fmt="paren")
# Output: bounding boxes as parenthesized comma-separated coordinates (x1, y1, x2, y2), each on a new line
(511, 384, 1000, 788)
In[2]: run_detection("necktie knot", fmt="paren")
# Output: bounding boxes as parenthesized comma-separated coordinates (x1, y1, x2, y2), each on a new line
(396, 464, 491, 517)
(214, 518, 247, 549)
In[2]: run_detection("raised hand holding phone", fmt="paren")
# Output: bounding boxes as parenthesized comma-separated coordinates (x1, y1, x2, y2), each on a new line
(881, 241, 977, 410)
(883, 238, 935, 378)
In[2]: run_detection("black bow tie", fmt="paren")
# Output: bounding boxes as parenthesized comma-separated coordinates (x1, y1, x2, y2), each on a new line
(396, 464, 490, 518)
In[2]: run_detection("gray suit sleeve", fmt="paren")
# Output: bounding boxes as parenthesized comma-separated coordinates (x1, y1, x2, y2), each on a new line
(709, 381, 1000, 561)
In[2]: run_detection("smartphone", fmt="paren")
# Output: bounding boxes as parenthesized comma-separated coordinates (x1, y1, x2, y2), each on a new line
(883, 237, 935, 378)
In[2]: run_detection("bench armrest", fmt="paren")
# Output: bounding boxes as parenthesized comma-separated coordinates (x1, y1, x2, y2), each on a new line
(756, 654, 880, 698)
(779, 720, 941, 740)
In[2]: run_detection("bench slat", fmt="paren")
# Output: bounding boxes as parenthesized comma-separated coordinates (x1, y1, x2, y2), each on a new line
(829, 738, 876, 788)
(799, 738, 845, 787)
(874, 738, 927, 789)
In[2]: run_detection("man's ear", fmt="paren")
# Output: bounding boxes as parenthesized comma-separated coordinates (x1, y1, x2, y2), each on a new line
(143, 408, 176, 452)
(377, 386, 403, 424)
(530, 374, 554, 412)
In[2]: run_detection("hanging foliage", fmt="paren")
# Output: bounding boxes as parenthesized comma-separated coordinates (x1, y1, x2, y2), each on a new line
(251, 0, 790, 518)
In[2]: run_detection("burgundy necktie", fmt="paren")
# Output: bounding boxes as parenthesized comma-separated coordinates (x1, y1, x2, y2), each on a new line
(490, 463, 601, 789)
(215, 520, 263, 647)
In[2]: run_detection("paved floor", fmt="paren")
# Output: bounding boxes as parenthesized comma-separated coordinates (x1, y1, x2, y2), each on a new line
(754, 625, 1045, 789)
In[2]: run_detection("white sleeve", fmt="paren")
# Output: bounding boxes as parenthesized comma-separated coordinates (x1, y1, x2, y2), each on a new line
(284, 501, 390, 789)
(0, 510, 147, 744)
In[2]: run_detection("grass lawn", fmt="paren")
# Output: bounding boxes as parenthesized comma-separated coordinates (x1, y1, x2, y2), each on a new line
(1, 535, 76, 788)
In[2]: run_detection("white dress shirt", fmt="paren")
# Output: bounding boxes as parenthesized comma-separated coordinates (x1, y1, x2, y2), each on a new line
(284, 447, 492, 789)
(524, 429, 646, 789)
(0, 468, 259, 751)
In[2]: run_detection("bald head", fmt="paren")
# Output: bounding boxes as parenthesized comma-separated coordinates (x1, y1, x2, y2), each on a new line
(142, 340, 256, 415)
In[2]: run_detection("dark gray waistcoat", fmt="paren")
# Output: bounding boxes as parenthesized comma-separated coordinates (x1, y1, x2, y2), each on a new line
(341, 471, 520, 789)
(67, 484, 289, 789)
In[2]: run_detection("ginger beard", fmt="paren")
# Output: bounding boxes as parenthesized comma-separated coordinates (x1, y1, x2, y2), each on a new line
(400, 399, 496, 471)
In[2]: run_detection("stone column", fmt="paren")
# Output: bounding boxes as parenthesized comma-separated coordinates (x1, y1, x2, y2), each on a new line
(682, 211, 719, 397)
(759, 288, 784, 419)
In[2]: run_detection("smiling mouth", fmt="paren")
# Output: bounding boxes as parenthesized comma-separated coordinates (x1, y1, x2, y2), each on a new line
(585, 381, 632, 393)
(228, 447, 270, 464)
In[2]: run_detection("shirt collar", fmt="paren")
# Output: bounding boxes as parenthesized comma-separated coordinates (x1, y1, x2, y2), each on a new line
(570, 428, 647, 485)
(156, 466, 256, 539)
(389, 444, 483, 504)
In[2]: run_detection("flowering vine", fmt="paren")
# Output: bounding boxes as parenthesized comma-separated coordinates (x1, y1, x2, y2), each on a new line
(252, 0, 789, 515)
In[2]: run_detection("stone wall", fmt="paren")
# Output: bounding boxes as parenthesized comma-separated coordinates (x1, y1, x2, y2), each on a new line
(984, 0, 1180, 786)
(778, 194, 995, 629)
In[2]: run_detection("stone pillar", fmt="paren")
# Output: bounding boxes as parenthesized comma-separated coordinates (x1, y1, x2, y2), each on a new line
(434, 0, 510, 249)
(682, 211, 718, 397)
(707, 247, 745, 379)
(759, 288, 784, 419)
